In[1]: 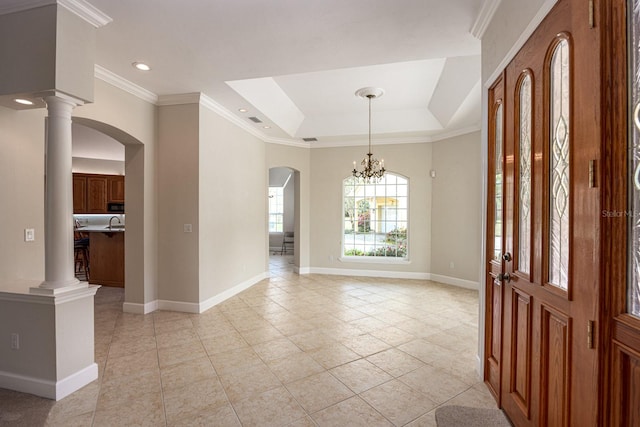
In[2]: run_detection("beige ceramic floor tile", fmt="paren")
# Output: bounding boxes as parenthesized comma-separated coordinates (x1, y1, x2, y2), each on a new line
(267, 351, 325, 384)
(98, 368, 162, 410)
(155, 327, 200, 350)
(252, 337, 302, 361)
(103, 348, 159, 380)
(107, 334, 157, 358)
(218, 361, 283, 403)
(232, 386, 307, 427)
(286, 371, 354, 413)
(208, 346, 264, 375)
(307, 343, 361, 369)
(93, 391, 165, 427)
(311, 396, 392, 427)
(157, 340, 207, 368)
(329, 359, 393, 393)
(167, 401, 241, 427)
(361, 379, 437, 426)
(341, 333, 391, 357)
(404, 409, 438, 427)
(163, 378, 229, 425)
(201, 330, 249, 355)
(442, 382, 499, 409)
(238, 324, 285, 345)
(366, 348, 425, 377)
(160, 356, 217, 392)
(370, 325, 416, 347)
(399, 365, 471, 405)
(154, 317, 194, 335)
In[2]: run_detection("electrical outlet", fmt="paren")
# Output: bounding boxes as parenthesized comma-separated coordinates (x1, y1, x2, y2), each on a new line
(24, 229, 35, 242)
(183, 224, 192, 233)
(11, 333, 19, 350)
(449, 261, 455, 269)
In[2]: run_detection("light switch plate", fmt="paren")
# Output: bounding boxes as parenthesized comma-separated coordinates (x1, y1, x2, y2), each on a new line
(183, 224, 192, 233)
(24, 229, 35, 242)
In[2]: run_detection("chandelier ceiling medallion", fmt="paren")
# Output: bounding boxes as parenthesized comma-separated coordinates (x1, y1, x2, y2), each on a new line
(352, 87, 385, 183)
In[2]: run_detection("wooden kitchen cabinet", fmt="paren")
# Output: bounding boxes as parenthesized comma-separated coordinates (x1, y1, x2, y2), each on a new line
(73, 175, 87, 213)
(89, 231, 124, 287)
(107, 175, 125, 202)
(73, 173, 125, 214)
(86, 176, 108, 213)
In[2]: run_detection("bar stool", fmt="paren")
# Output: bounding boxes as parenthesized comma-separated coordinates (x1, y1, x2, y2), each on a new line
(74, 232, 90, 281)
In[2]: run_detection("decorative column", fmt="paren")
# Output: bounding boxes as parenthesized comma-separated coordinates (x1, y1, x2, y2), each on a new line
(40, 95, 82, 290)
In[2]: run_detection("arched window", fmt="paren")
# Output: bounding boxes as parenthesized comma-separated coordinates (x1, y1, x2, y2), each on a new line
(343, 173, 408, 259)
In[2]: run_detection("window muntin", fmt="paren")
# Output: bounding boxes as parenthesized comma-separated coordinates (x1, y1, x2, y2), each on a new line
(268, 187, 284, 232)
(343, 173, 408, 259)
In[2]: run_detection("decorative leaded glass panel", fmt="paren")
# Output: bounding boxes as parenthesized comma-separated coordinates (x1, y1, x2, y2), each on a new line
(549, 39, 570, 290)
(518, 75, 532, 275)
(494, 104, 504, 261)
(629, 0, 640, 316)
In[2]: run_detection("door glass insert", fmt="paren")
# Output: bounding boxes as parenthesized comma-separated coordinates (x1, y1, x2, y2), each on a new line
(519, 74, 532, 275)
(549, 39, 570, 290)
(628, 0, 640, 316)
(494, 103, 504, 261)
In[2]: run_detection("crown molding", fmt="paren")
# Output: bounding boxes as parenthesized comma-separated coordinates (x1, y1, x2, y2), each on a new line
(156, 93, 201, 106)
(307, 125, 481, 149)
(94, 65, 158, 104)
(58, 0, 112, 28)
(470, 0, 501, 39)
(0, 0, 112, 28)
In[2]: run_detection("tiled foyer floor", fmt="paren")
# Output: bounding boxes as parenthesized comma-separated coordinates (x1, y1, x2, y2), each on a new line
(0, 256, 498, 426)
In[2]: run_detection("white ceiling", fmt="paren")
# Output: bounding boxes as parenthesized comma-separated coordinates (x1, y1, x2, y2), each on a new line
(85, 0, 484, 146)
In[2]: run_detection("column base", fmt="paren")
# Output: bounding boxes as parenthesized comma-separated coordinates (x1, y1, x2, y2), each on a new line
(36, 277, 82, 294)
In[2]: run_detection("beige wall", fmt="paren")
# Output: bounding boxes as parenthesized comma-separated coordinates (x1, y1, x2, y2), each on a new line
(309, 143, 432, 275)
(74, 79, 158, 306)
(0, 106, 46, 281)
(199, 106, 267, 302)
(157, 103, 200, 304)
(431, 132, 482, 282)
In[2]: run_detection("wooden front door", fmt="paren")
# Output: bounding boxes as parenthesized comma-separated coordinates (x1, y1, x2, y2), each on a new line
(485, 0, 601, 425)
(605, 0, 640, 425)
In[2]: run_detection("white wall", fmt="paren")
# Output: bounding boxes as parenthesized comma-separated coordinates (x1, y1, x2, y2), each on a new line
(309, 143, 432, 276)
(284, 172, 295, 233)
(199, 106, 267, 302)
(482, 0, 557, 82)
(431, 132, 482, 282)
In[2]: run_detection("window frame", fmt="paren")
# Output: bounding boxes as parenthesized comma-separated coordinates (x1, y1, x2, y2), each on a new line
(340, 172, 410, 264)
(268, 186, 284, 233)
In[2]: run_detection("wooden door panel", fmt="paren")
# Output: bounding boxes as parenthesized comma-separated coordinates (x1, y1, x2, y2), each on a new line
(510, 289, 532, 416)
(614, 345, 640, 426)
(541, 306, 570, 427)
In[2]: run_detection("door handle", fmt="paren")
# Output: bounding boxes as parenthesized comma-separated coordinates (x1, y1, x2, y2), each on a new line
(498, 273, 511, 283)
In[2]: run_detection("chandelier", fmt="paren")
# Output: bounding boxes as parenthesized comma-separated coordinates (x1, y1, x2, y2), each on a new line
(352, 87, 385, 182)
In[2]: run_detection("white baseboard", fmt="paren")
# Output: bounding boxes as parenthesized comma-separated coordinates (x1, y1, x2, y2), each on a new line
(124, 272, 269, 315)
(122, 299, 158, 314)
(307, 267, 430, 280)
(476, 354, 483, 380)
(0, 363, 98, 401)
(430, 273, 479, 290)
(294, 266, 310, 274)
(198, 272, 269, 313)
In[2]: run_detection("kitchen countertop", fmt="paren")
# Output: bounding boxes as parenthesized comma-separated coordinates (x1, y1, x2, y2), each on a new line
(76, 226, 125, 233)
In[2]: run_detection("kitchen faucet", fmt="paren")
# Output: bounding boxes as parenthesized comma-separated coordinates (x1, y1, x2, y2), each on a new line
(109, 216, 121, 229)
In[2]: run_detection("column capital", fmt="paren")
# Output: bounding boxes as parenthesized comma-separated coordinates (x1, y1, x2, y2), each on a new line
(44, 95, 78, 118)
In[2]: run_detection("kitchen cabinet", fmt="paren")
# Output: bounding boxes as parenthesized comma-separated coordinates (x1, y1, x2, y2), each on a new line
(108, 175, 125, 203)
(86, 176, 108, 213)
(73, 173, 125, 214)
(89, 231, 124, 287)
(73, 175, 87, 213)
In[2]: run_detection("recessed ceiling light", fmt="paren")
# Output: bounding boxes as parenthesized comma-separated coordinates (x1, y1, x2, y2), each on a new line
(263, 125, 271, 129)
(238, 108, 248, 113)
(14, 98, 33, 105)
(132, 62, 151, 71)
